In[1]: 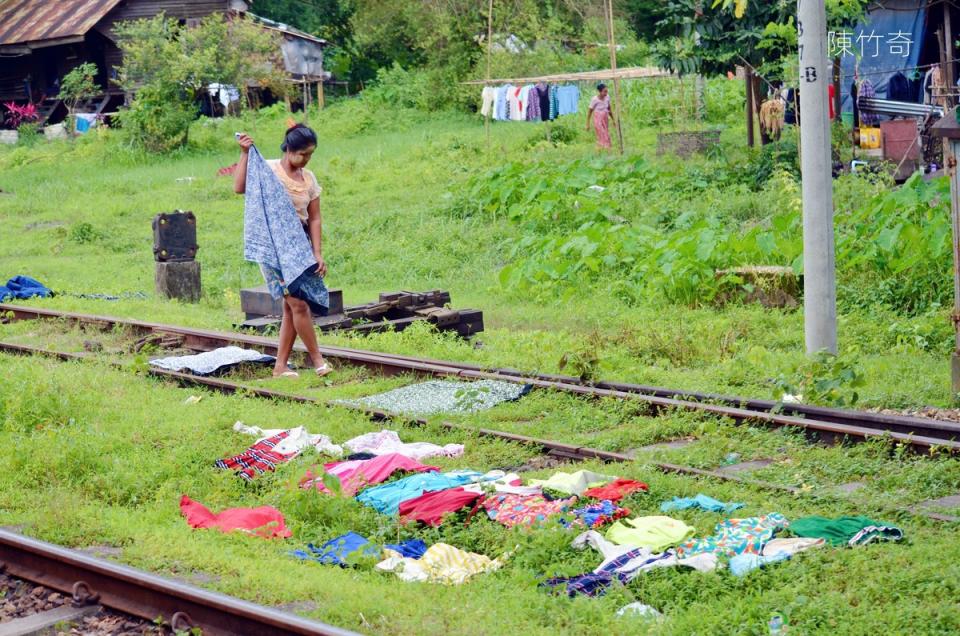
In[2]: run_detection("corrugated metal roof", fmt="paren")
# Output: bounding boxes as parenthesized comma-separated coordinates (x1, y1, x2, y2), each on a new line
(0, 0, 123, 48)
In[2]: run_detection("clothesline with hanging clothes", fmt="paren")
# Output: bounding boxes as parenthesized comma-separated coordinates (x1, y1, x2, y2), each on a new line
(839, 56, 960, 80)
(463, 66, 670, 85)
(480, 83, 581, 122)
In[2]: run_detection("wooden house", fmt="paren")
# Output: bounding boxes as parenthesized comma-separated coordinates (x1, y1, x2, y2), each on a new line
(0, 0, 326, 125)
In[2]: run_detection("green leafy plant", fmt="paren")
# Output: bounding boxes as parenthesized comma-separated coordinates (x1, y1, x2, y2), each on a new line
(114, 13, 287, 152)
(774, 351, 866, 407)
(60, 62, 100, 135)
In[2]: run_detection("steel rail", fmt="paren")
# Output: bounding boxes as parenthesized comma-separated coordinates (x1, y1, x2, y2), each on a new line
(0, 341, 799, 495)
(0, 529, 358, 636)
(3, 304, 959, 450)
(5, 341, 959, 524)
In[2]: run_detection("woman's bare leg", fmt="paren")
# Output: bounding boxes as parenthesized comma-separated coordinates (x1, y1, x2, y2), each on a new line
(273, 298, 297, 376)
(286, 296, 325, 368)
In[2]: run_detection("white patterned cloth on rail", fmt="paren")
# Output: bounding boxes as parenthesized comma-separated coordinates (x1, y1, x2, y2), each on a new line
(149, 346, 275, 376)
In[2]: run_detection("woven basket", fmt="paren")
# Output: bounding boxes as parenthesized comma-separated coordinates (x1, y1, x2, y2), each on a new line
(657, 130, 721, 158)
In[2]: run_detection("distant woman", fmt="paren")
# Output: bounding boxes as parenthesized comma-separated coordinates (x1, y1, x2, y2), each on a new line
(586, 83, 614, 151)
(233, 124, 331, 378)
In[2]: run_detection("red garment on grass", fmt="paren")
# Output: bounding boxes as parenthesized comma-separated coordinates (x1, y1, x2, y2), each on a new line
(582, 478, 648, 501)
(217, 162, 239, 176)
(300, 452, 438, 496)
(398, 487, 482, 527)
(179, 495, 291, 539)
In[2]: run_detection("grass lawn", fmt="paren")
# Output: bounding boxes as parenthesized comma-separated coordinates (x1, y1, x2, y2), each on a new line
(2, 94, 960, 634)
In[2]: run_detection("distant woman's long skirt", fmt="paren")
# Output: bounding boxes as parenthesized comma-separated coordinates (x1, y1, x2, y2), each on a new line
(593, 112, 611, 148)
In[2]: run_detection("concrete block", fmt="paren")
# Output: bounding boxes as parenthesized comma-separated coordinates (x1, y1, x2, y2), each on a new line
(155, 261, 201, 303)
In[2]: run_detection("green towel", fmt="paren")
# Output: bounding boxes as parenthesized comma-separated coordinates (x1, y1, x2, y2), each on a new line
(789, 516, 903, 547)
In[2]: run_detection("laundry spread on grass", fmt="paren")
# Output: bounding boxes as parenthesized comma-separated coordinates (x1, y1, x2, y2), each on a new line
(179, 495, 291, 539)
(339, 379, 532, 416)
(196, 421, 905, 596)
(0, 275, 51, 302)
(150, 346, 275, 376)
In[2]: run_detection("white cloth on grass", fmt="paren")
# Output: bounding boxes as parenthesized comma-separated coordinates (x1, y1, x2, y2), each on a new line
(343, 430, 464, 460)
(233, 421, 343, 457)
(149, 346, 275, 376)
(572, 530, 718, 577)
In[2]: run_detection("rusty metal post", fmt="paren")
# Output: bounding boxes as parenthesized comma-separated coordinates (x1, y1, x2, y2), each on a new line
(948, 139, 960, 396)
(930, 112, 960, 398)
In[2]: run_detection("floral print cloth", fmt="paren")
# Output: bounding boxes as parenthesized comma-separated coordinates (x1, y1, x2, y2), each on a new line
(482, 493, 575, 528)
(676, 513, 789, 558)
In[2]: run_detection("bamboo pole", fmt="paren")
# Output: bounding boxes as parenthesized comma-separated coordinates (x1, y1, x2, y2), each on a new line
(485, 0, 493, 153)
(604, 0, 625, 154)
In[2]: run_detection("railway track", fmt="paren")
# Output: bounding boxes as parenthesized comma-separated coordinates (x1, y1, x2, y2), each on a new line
(3, 303, 960, 452)
(0, 529, 357, 636)
(6, 338, 960, 524)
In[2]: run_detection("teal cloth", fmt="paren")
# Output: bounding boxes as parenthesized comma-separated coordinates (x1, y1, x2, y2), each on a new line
(356, 471, 483, 515)
(660, 494, 744, 514)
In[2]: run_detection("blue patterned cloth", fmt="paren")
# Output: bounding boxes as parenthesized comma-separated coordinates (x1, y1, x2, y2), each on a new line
(243, 146, 328, 311)
(290, 532, 380, 567)
(243, 146, 316, 287)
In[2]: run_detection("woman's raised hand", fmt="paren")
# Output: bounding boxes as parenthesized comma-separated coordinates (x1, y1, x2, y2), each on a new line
(236, 133, 254, 152)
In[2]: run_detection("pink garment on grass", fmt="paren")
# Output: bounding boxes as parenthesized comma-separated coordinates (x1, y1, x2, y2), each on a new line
(179, 495, 291, 539)
(300, 452, 439, 495)
(343, 430, 464, 460)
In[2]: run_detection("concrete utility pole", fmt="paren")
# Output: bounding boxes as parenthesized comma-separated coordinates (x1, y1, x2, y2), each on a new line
(797, 0, 837, 354)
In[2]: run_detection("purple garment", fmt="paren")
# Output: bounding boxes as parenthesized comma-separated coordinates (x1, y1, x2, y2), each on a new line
(527, 85, 541, 121)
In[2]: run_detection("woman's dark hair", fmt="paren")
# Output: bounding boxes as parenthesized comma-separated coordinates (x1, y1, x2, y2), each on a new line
(281, 123, 317, 152)
(596, 83, 607, 92)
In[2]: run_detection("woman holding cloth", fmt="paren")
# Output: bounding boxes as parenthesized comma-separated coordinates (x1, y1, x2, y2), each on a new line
(234, 124, 331, 378)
